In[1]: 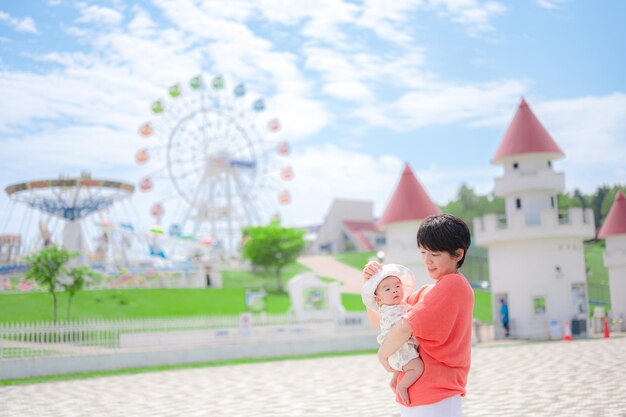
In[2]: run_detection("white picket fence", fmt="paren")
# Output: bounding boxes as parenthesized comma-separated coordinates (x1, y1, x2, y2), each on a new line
(0, 313, 373, 362)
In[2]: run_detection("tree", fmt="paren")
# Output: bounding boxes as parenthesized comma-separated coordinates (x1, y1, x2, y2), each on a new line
(60, 266, 101, 321)
(440, 183, 504, 232)
(591, 185, 610, 228)
(25, 246, 76, 322)
(574, 188, 588, 209)
(241, 221, 306, 292)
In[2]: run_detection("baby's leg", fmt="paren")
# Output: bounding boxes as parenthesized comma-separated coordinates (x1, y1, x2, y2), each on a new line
(396, 357, 425, 405)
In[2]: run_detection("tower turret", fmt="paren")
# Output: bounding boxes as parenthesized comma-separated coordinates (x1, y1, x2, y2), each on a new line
(598, 191, 626, 327)
(474, 99, 595, 340)
(492, 98, 566, 225)
(379, 163, 440, 289)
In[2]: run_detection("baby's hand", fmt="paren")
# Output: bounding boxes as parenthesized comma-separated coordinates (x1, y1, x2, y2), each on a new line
(363, 261, 382, 281)
(389, 374, 398, 391)
(377, 350, 393, 373)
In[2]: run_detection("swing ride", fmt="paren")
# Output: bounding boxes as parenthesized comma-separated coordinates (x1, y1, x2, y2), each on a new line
(2, 172, 141, 267)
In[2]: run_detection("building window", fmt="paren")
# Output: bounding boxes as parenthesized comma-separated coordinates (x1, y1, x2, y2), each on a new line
(551, 196, 555, 208)
(515, 198, 521, 209)
(533, 297, 546, 316)
(513, 162, 519, 169)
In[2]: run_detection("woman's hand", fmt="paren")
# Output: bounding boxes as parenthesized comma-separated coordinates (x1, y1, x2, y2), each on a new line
(377, 349, 394, 373)
(363, 261, 382, 281)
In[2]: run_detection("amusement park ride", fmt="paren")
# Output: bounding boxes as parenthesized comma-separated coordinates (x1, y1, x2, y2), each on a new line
(134, 74, 293, 258)
(2, 173, 139, 267)
(0, 74, 293, 282)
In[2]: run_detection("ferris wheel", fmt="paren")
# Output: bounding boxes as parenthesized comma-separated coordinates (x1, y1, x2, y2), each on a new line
(135, 74, 293, 258)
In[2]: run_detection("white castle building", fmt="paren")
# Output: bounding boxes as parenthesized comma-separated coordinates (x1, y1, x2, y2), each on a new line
(378, 164, 440, 290)
(474, 99, 595, 340)
(598, 191, 626, 327)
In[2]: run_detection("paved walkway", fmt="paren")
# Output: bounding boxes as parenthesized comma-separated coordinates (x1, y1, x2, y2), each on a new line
(2, 337, 625, 417)
(298, 255, 365, 293)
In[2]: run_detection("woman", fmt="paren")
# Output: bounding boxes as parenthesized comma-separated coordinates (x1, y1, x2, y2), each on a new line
(363, 214, 474, 417)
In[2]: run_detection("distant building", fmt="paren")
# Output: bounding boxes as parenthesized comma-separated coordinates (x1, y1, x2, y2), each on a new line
(598, 191, 626, 327)
(313, 199, 385, 254)
(474, 98, 595, 340)
(379, 164, 440, 290)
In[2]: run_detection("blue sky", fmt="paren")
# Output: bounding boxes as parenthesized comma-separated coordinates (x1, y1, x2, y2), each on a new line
(1, 0, 625, 243)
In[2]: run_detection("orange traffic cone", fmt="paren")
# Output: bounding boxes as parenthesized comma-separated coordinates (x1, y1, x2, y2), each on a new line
(603, 317, 611, 338)
(563, 320, 572, 341)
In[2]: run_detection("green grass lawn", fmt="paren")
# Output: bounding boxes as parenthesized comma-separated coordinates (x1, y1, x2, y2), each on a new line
(473, 289, 492, 323)
(220, 262, 310, 290)
(0, 254, 498, 324)
(0, 286, 368, 323)
(584, 240, 611, 308)
(0, 288, 286, 323)
(0, 261, 367, 323)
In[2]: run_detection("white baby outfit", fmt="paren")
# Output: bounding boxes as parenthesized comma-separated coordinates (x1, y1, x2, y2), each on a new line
(361, 263, 420, 372)
(378, 303, 420, 371)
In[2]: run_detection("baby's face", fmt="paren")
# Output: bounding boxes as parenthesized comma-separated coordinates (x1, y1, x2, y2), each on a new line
(375, 275, 404, 305)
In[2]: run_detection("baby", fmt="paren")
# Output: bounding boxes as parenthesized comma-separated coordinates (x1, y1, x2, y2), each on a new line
(362, 264, 424, 404)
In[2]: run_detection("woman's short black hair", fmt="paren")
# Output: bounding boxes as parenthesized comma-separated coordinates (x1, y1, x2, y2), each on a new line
(416, 213, 471, 268)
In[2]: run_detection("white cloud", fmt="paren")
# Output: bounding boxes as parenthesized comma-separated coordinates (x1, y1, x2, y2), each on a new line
(299, 0, 360, 46)
(536, 0, 569, 10)
(304, 47, 374, 100)
(358, 0, 422, 44)
(0, 67, 156, 134)
(0, 125, 136, 178)
(127, 6, 157, 35)
(418, 163, 500, 203)
(358, 0, 506, 40)
(282, 143, 500, 226)
(282, 144, 405, 225)
(304, 45, 431, 102)
(270, 93, 332, 140)
(152, 0, 264, 44)
(152, 0, 330, 138)
(428, 0, 506, 35)
(536, 94, 626, 167)
(0, 11, 38, 33)
(355, 79, 528, 130)
(76, 4, 124, 25)
(196, 0, 256, 21)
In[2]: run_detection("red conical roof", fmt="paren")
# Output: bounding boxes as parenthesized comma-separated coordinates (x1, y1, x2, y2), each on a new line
(378, 164, 440, 226)
(492, 98, 565, 164)
(598, 191, 626, 238)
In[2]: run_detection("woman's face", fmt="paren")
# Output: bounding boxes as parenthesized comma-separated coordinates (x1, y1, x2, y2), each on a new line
(420, 247, 463, 280)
